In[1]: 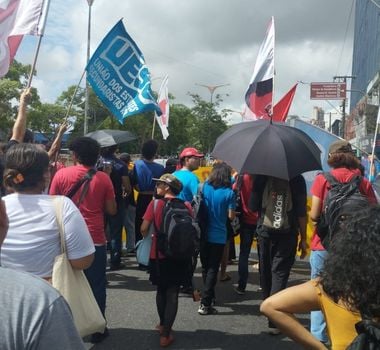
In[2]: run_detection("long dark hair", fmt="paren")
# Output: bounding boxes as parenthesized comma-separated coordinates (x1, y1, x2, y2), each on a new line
(320, 206, 380, 318)
(4, 144, 49, 192)
(208, 162, 232, 188)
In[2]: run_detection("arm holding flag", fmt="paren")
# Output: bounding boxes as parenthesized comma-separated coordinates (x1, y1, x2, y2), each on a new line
(10, 87, 32, 143)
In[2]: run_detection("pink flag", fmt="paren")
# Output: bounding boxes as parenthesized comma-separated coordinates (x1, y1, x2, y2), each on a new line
(243, 17, 275, 120)
(0, 0, 47, 77)
(272, 83, 298, 122)
(155, 75, 169, 140)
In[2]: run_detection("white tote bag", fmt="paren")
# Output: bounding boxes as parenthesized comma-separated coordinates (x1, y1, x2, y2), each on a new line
(52, 197, 106, 337)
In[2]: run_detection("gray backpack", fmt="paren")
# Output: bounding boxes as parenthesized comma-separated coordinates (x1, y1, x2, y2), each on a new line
(260, 177, 293, 232)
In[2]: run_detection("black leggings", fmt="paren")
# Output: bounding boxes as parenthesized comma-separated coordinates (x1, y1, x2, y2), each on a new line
(156, 285, 180, 337)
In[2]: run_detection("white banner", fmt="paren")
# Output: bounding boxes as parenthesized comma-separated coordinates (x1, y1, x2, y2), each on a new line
(155, 75, 169, 140)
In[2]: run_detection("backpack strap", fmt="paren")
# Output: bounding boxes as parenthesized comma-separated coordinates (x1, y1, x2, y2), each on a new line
(66, 168, 96, 200)
(322, 172, 339, 187)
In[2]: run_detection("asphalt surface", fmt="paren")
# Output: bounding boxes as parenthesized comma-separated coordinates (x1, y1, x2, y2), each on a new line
(84, 248, 310, 350)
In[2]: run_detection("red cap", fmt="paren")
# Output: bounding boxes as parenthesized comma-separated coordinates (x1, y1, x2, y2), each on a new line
(179, 147, 204, 159)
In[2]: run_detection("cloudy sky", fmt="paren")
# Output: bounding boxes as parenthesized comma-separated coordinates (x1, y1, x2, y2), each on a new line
(18, 0, 355, 124)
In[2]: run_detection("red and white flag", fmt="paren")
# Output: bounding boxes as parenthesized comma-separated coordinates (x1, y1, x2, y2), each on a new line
(243, 17, 275, 120)
(0, 0, 48, 78)
(272, 83, 298, 122)
(155, 75, 169, 140)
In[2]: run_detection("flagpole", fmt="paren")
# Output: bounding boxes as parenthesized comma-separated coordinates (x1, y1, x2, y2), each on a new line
(84, 1, 93, 135)
(270, 16, 275, 120)
(64, 70, 86, 122)
(151, 114, 156, 139)
(26, 0, 51, 88)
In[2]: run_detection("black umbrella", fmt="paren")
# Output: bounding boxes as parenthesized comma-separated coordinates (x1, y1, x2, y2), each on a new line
(211, 119, 322, 180)
(85, 129, 137, 147)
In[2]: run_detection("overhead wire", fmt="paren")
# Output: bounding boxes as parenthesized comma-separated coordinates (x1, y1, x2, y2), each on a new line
(335, 0, 355, 76)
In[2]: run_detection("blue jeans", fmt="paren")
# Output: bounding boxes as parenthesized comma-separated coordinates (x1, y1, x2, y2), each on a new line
(84, 245, 107, 317)
(237, 224, 256, 290)
(107, 200, 126, 266)
(310, 250, 328, 343)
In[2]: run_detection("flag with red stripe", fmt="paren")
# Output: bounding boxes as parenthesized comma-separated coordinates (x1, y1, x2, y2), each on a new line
(243, 17, 274, 120)
(0, 0, 48, 77)
(272, 83, 298, 122)
(155, 75, 169, 140)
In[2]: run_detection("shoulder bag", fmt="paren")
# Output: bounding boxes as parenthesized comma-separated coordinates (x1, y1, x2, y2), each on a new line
(51, 196, 106, 337)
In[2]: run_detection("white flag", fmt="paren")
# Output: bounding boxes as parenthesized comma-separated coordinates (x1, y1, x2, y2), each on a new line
(244, 17, 275, 120)
(0, 0, 48, 77)
(155, 75, 169, 140)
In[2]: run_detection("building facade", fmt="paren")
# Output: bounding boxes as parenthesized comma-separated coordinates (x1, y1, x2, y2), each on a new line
(350, 0, 380, 152)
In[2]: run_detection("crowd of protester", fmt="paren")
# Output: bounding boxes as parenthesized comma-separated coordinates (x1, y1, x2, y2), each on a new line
(1, 89, 380, 349)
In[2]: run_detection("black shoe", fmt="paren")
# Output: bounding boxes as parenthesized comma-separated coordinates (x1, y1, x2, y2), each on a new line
(91, 328, 109, 343)
(109, 263, 125, 271)
(138, 264, 148, 271)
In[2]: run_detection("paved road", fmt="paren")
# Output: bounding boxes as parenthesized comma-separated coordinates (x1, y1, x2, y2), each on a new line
(84, 249, 310, 350)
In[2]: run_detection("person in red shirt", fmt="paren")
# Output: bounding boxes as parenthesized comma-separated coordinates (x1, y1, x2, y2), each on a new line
(49, 137, 116, 344)
(234, 174, 259, 295)
(141, 174, 192, 348)
(308, 139, 377, 344)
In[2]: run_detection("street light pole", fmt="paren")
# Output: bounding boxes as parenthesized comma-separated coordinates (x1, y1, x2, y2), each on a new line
(195, 83, 230, 103)
(333, 75, 355, 139)
(84, 0, 94, 135)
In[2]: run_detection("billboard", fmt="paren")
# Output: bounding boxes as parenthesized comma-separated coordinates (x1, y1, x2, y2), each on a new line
(310, 82, 346, 100)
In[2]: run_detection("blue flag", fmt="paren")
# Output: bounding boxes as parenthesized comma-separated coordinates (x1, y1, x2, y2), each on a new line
(86, 20, 161, 123)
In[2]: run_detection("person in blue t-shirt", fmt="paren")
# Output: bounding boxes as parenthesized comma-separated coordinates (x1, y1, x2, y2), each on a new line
(198, 162, 236, 315)
(173, 147, 204, 202)
(133, 140, 165, 244)
(173, 147, 204, 293)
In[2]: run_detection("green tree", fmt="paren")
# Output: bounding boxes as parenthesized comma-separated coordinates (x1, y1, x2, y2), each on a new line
(28, 103, 67, 141)
(189, 93, 228, 154)
(56, 85, 112, 138)
(0, 60, 40, 138)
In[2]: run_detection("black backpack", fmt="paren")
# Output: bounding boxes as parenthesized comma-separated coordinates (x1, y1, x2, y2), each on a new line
(346, 316, 380, 350)
(316, 172, 368, 250)
(155, 198, 200, 260)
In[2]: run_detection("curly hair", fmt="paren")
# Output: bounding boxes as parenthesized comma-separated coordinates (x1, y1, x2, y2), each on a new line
(4, 144, 49, 191)
(69, 137, 100, 166)
(320, 206, 380, 318)
(327, 152, 360, 169)
(208, 162, 232, 188)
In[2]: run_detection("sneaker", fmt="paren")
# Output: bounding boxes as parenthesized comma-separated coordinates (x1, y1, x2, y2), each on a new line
(90, 327, 109, 343)
(234, 286, 246, 295)
(159, 334, 174, 347)
(198, 304, 218, 315)
(267, 327, 281, 335)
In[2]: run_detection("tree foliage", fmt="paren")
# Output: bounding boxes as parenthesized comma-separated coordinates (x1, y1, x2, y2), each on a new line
(1, 61, 230, 154)
(189, 93, 228, 154)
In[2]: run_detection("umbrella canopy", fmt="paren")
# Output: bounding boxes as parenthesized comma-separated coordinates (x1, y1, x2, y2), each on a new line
(211, 119, 322, 180)
(85, 129, 136, 147)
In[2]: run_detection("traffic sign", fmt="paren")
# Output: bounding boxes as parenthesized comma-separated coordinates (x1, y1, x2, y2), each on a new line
(310, 82, 346, 100)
